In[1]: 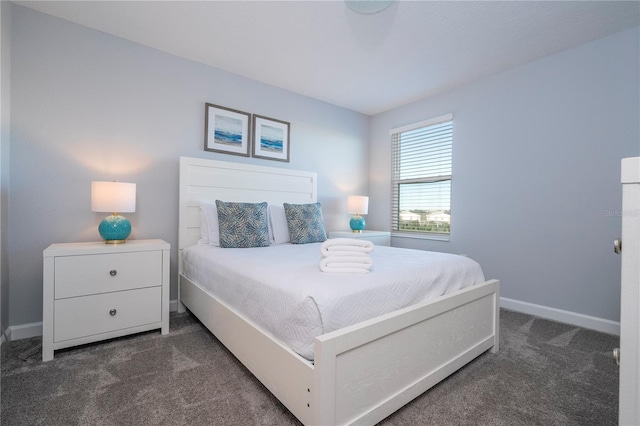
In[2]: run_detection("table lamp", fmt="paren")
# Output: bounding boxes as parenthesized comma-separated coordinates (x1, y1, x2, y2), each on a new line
(91, 181, 136, 244)
(348, 195, 369, 233)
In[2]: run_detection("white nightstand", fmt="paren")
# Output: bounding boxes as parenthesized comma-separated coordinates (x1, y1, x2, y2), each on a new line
(42, 239, 170, 361)
(328, 230, 391, 246)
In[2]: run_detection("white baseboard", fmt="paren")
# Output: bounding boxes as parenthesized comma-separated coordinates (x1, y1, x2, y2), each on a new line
(6, 321, 42, 341)
(501, 297, 620, 336)
(170, 299, 178, 312)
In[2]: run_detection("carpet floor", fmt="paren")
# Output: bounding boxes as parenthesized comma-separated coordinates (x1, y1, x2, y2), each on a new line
(1, 309, 619, 425)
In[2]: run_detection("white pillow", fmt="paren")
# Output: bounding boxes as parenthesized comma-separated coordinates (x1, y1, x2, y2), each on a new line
(269, 204, 290, 244)
(198, 207, 209, 245)
(199, 202, 220, 247)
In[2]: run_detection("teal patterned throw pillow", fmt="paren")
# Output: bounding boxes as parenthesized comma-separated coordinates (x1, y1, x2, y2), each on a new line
(283, 202, 327, 244)
(215, 200, 270, 248)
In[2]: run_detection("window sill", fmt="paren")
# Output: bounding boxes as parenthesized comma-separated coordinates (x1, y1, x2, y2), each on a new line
(391, 232, 450, 242)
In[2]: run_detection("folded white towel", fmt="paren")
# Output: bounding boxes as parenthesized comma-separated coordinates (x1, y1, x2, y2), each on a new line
(319, 255, 373, 274)
(320, 238, 374, 256)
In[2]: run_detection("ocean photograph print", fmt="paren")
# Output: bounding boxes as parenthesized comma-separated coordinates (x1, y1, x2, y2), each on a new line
(252, 114, 290, 162)
(205, 103, 251, 157)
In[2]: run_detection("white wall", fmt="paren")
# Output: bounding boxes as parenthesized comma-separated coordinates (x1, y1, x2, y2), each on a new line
(8, 5, 369, 327)
(369, 27, 640, 323)
(1, 0, 11, 341)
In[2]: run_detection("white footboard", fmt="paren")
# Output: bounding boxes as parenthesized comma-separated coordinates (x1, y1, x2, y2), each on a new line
(181, 272, 499, 426)
(313, 279, 500, 425)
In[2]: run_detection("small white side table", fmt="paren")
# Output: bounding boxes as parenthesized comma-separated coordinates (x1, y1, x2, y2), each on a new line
(328, 230, 391, 246)
(42, 239, 170, 361)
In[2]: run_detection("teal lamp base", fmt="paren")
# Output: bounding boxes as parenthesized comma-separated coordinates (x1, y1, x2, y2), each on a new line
(98, 214, 132, 244)
(350, 215, 366, 233)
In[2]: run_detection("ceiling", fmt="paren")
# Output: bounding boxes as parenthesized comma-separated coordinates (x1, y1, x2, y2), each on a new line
(14, 1, 640, 116)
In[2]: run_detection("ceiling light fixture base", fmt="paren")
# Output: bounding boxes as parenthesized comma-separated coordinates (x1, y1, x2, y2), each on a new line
(345, 0, 394, 14)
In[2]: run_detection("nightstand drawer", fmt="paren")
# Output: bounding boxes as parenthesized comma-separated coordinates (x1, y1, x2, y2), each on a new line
(55, 251, 162, 299)
(54, 286, 161, 342)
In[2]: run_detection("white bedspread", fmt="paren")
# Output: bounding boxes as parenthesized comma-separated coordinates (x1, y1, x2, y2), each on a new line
(182, 243, 485, 361)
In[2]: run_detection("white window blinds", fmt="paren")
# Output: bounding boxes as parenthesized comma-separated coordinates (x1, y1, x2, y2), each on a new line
(391, 113, 453, 236)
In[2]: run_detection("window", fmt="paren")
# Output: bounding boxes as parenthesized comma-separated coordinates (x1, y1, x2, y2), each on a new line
(391, 113, 453, 238)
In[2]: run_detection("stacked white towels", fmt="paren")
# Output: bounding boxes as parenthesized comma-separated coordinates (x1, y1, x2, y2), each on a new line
(319, 238, 374, 273)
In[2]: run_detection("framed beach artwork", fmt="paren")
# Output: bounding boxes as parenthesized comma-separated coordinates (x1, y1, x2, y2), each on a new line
(252, 115, 290, 162)
(204, 103, 251, 157)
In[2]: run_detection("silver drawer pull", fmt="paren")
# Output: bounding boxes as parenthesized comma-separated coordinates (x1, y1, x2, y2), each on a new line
(109, 309, 117, 316)
(109, 269, 117, 277)
(613, 347, 620, 366)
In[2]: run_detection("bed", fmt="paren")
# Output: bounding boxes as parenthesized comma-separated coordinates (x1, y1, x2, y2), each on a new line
(178, 156, 500, 425)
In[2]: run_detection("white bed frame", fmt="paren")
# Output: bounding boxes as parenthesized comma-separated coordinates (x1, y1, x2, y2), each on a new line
(178, 156, 500, 425)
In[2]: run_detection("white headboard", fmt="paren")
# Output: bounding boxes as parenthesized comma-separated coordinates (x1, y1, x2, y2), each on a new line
(178, 156, 318, 253)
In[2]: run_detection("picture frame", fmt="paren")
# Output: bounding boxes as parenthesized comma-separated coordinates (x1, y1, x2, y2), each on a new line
(204, 103, 251, 157)
(252, 114, 290, 162)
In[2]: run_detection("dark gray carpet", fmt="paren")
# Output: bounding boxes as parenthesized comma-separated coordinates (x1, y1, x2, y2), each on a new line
(1, 309, 619, 425)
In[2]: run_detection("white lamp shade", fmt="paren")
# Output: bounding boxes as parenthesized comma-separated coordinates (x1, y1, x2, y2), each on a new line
(91, 181, 136, 213)
(347, 195, 369, 215)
